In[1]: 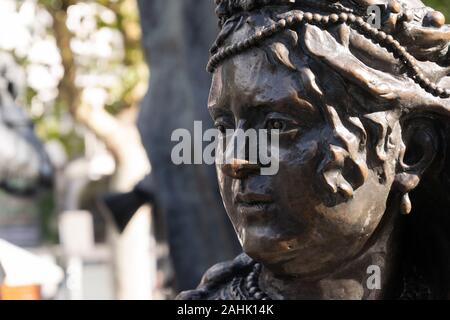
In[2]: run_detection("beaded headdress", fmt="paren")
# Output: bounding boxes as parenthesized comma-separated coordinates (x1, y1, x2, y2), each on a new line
(207, 0, 450, 101)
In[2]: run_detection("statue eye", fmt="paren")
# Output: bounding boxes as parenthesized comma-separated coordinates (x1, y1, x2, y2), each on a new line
(266, 119, 285, 131)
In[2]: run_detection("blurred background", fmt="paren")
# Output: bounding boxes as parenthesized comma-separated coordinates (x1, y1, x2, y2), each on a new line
(0, 0, 447, 300)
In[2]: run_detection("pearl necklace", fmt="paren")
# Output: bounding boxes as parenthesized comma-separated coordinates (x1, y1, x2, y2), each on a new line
(229, 263, 272, 300)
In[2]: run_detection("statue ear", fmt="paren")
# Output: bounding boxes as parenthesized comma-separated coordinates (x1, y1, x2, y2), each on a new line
(395, 118, 439, 202)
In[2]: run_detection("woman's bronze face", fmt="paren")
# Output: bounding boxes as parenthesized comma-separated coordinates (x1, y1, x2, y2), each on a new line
(208, 22, 403, 277)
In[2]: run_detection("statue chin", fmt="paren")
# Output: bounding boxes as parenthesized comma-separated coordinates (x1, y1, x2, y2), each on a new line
(240, 234, 300, 266)
(242, 239, 344, 278)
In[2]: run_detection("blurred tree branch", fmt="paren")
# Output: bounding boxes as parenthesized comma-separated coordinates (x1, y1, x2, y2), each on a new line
(40, 0, 149, 190)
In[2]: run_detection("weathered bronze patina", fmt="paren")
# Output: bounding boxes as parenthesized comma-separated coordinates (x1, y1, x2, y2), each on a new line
(178, 0, 450, 300)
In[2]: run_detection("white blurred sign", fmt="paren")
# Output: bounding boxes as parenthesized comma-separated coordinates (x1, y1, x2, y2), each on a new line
(59, 211, 94, 257)
(0, 240, 64, 289)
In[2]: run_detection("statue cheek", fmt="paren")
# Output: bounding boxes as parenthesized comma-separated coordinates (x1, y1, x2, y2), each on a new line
(276, 132, 320, 167)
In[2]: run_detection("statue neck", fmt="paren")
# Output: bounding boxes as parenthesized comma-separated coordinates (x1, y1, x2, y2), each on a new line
(260, 197, 404, 300)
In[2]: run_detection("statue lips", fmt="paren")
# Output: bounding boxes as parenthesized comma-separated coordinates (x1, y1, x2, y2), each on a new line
(235, 192, 275, 220)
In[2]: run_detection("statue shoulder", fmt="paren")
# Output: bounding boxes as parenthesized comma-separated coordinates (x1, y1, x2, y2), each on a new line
(176, 253, 254, 300)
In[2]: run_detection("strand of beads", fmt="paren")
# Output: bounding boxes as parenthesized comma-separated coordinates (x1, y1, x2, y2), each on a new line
(244, 263, 271, 300)
(229, 263, 270, 300)
(207, 10, 450, 99)
(341, 12, 450, 99)
(207, 13, 300, 72)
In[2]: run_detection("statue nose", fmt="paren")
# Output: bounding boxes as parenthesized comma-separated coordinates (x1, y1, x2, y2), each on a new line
(221, 159, 260, 179)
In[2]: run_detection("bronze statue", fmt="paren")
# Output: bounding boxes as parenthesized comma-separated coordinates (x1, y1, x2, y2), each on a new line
(178, 0, 450, 300)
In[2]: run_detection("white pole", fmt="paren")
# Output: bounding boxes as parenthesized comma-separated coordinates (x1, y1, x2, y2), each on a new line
(111, 205, 156, 300)
(66, 256, 83, 300)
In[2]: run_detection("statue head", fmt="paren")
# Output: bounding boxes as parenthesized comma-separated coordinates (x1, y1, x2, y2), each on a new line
(207, 0, 450, 297)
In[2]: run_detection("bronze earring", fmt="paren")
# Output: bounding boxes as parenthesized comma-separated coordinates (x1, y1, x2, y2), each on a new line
(400, 193, 412, 215)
